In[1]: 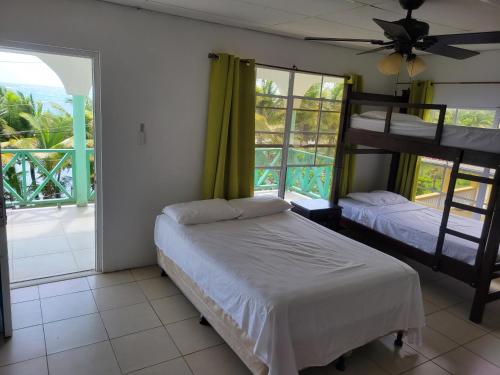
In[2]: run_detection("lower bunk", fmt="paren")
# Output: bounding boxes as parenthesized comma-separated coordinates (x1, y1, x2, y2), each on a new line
(338, 192, 500, 323)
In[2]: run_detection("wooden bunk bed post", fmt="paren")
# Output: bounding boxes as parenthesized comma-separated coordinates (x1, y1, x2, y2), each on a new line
(387, 152, 401, 193)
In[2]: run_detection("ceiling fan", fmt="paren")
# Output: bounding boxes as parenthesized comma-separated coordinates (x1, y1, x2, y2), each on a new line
(304, 0, 500, 77)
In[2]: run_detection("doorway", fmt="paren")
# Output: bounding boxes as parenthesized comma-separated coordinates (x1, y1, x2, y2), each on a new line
(0, 44, 100, 285)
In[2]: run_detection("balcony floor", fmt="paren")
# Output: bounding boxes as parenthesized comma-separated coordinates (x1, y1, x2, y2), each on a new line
(7, 205, 95, 283)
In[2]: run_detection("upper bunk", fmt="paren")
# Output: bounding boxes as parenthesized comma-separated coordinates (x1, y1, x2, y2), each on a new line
(339, 84, 500, 169)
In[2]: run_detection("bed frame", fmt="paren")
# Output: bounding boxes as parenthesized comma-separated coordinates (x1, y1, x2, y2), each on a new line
(332, 84, 500, 323)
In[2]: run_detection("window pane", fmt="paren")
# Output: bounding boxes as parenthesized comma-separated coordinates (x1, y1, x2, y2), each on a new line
(255, 147, 282, 167)
(256, 67, 289, 96)
(293, 73, 321, 98)
(291, 110, 319, 132)
(321, 76, 344, 100)
(456, 109, 495, 128)
(321, 101, 342, 111)
(255, 108, 286, 132)
(254, 168, 280, 195)
(255, 132, 284, 145)
(319, 112, 340, 132)
(428, 109, 456, 125)
(317, 134, 336, 145)
(293, 98, 320, 110)
(256, 95, 287, 109)
(316, 147, 335, 165)
(287, 147, 316, 165)
(289, 132, 317, 147)
(285, 165, 333, 199)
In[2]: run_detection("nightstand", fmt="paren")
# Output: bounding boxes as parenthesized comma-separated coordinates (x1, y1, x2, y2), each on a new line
(291, 199, 343, 231)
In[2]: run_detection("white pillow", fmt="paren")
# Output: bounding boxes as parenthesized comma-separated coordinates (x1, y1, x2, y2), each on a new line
(162, 198, 242, 225)
(228, 195, 292, 219)
(347, 191, 408, 206)
(360, 111, 423, 122)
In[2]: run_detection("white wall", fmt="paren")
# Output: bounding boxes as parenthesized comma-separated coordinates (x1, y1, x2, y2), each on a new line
(1, 0, 393, 270)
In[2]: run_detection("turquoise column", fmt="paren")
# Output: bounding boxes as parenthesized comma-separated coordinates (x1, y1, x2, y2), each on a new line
(72, 95, 88, 206)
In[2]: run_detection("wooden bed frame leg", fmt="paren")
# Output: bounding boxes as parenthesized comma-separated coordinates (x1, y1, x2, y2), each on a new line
(335, 355, 346, 372)
(199, 315, 211, 327)
(394, 331, 404, 347)
(469, 288, 487, 323)
(161, 270, 167, 277)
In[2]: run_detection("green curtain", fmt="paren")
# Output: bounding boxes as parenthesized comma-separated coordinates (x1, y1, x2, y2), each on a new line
(395, 80, 434, 199)
(338, 73, 363, 197)
(202, 53, 256, 200)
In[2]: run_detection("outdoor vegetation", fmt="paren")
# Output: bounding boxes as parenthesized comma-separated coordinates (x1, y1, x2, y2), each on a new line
(0, 86, 94, 206)
(255, 72, 342, 198)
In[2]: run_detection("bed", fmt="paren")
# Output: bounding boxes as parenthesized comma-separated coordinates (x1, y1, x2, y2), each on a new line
(154, 209, 425, 375)
(351, 112, 500, 154)
(340, 198, 500, 266)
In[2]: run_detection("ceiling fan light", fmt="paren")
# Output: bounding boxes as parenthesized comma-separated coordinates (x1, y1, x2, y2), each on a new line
(377, 52, 403, 75)
(407, 55, 427, 77)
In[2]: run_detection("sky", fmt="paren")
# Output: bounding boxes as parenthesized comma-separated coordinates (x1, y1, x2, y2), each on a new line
(0, 51, 64, 87)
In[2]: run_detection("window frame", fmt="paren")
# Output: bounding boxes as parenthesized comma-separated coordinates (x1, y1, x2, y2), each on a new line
(254, 66, 343, 199)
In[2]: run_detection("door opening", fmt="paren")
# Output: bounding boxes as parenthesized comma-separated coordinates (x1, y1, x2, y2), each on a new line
(0, 46, 98, 285)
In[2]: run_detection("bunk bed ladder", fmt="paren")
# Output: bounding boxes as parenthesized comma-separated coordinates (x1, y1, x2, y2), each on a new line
(470, 165, 500, 323)
(433, 152, 463, 271)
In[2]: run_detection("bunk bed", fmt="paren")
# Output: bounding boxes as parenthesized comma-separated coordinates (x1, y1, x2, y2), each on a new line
(332, 84, 500, 324)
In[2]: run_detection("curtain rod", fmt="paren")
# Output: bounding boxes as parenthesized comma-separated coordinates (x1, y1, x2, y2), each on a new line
(208, 53, 345, 78)
(396, 81, 500, 85)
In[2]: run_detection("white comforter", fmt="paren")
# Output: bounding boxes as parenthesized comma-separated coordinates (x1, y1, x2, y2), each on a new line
(340, 199, 487, 265)
(154, 211, 424, 375)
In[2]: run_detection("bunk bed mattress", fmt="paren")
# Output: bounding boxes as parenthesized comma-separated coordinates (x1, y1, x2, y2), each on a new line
(154, 211, 424, 375)
(340, 198, 498, 265)
(350, 115, 500, 154)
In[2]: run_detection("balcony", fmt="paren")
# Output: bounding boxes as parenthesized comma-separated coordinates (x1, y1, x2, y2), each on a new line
(254, 147, 334, 199)
(2, 148, 95, 283)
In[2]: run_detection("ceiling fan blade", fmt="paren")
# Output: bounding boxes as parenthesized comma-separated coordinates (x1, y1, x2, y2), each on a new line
(357, 45, 394, 55)
(425, 31, 500, 45)
(373, 18, 410, 40)
(417, 44, 479, 59)
(304, 37, 386, 44)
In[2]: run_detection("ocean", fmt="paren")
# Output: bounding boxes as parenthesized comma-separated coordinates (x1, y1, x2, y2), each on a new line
(0, 82, 74, 113)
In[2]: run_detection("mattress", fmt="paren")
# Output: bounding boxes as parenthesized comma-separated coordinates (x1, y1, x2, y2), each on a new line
(340, 198, 496, 265)
(350, 114, 500, 154)
(154, 211, 424, 375)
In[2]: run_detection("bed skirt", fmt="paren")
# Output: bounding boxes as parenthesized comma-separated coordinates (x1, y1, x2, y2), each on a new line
(156, 247, 268, 375)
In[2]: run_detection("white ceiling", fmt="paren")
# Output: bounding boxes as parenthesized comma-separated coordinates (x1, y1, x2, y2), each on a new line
(101, 0, 500, 51)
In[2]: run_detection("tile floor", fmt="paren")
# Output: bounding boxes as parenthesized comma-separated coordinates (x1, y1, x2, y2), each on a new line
(6, 205, 95, 282)
(2, 262, 500, 375)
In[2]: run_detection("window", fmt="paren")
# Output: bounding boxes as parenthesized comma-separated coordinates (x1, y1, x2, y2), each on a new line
(254, 68, 343, 200)
(415, 157, 493, 220)
(417, 106, 499, 219)
(427, 108, 499, 128)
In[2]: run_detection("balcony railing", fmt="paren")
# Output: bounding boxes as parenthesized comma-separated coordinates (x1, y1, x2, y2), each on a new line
(255, 148, 334, 199)
(2, 148, 94, 208)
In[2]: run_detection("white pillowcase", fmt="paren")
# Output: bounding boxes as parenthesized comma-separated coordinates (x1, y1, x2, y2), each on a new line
(347, 190, 408, 206)
(360, 111, 423, 122)
(228, 195, 292, 219)
(163, 198, 242, 225)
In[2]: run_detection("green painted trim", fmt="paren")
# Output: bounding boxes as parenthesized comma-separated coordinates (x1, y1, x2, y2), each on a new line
(72, 95, 88, 206)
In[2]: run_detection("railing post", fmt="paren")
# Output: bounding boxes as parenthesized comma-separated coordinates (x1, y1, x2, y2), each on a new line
(72, 95, 88, 206)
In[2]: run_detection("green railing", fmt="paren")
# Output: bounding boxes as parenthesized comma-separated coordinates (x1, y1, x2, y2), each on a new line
(2, 148, 95, 208)
(255, 148, 334, 199)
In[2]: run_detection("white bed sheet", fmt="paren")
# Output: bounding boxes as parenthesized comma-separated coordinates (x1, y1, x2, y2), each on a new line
(351, 114, 500, 154)
(339, 198, 492, 265)
(154, 211, 424, 375)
